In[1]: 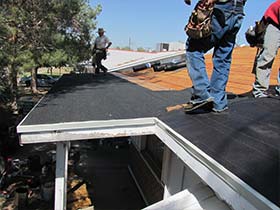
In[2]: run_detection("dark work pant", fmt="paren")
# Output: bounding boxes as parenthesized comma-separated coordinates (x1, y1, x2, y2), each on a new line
(95, 51, 107, 74)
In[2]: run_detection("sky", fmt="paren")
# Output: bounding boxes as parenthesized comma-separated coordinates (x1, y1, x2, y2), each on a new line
(89, 0, 276, 50)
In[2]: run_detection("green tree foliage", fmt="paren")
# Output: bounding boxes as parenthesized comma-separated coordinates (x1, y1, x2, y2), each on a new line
(121, 46, 131, 51)
(0, 0, 101, 105)
(137, 47, 146, 52)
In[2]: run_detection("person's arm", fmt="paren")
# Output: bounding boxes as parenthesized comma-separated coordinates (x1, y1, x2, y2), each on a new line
(106, 41, 112, 49)
(105, 36, 112, 49)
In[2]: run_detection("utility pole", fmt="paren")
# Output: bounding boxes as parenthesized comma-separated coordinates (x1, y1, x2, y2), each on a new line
(129, 37, 131, 50)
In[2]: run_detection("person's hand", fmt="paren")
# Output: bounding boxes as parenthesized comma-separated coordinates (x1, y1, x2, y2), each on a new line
(184, 0, 191, 5)
(206, 0, 216, 6)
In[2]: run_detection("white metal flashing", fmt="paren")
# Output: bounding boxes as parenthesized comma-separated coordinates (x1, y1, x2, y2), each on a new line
(108, 51, 185, 72)
(154, 119, 279, 210)
(142, 189, 194, 210)
(17, 96, 45, 129)
(17, 118, 279, 210)
(17, 118, 156, 144)
(17, 118, 156, 133)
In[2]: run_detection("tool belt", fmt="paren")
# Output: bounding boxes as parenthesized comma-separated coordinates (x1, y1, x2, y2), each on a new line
(94, 48, 107, 60)
(245, 18, 268, 48)
(185, 0, 214, 39)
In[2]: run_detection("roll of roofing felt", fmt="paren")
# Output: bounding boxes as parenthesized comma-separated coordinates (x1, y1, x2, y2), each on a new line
(153, 64, 166, 72)
(133, 63, 151, 72)
(164, 63, 178, 71)
(162, 62, 186, 71)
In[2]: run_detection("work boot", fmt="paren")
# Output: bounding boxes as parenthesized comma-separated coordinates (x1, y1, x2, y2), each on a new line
(184, 97, 213, 113)
(275, 86, 280, 96)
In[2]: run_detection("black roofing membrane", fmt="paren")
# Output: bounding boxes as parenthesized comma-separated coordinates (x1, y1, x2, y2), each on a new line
(21, 74, 280, 206)
(22, 74, 189, 125)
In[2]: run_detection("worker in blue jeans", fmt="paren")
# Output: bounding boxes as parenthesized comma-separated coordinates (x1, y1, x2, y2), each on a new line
(184, 0, 246, 113)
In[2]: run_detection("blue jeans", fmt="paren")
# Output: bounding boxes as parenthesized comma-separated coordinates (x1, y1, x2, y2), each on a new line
(185, 4, 244, 110)
(253, 24, 280, 97)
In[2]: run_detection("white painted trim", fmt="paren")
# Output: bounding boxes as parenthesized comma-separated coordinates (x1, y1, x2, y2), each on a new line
(19, 125, 155, 144)
(17, 118, 279, 210)
(55, 142, 70, 210)
(17, 96, 45, 129)
(161, 147, 171, 187)
(161, 150, 185, 197)
(17, 118, 156, 144)
(163, 185, 171, 200)
(154, 119, 279, 210)
(131, 136, 147, 151)
(142, 189, 192, 210)
(17, 118, 156, 133)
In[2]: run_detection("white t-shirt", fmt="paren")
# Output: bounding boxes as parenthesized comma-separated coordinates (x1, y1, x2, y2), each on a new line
(94, 35, 110, 49)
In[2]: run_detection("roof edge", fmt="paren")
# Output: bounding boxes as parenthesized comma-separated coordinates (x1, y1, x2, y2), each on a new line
(17, 117, 279, 210)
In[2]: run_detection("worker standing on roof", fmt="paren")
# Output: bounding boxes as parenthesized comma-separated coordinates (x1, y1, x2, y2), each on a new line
(92, 28, 112, 75)
(183, 0, 246, 113)
(252, 0, 280, 98)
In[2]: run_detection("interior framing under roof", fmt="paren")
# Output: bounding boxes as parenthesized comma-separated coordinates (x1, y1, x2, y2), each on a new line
(17, 117, 278, 210)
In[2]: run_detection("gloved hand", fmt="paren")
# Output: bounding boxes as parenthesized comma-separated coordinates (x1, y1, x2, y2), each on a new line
(206, 0, 216, 5)
(184, 0, 191, 5)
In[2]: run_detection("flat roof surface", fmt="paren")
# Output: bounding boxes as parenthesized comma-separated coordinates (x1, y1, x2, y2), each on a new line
(161, 99, 280, 207)
(19, 73, 280, 207)
(21, 74, 188, 125)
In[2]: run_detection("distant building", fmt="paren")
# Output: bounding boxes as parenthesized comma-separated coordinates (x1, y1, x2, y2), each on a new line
(156, 43, 169, 52)
(156, 42, 185, 52)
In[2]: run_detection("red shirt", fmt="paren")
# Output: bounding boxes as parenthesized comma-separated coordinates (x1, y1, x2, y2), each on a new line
(264, 0, 280, 26)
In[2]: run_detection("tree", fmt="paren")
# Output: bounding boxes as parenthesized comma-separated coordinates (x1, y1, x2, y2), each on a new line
(22, 0, 101, 92)
(137, 47, 146, 52)
(121, 46, 131, 51)
(0, 2, 29, 110)
(0, 0, 101, 111)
